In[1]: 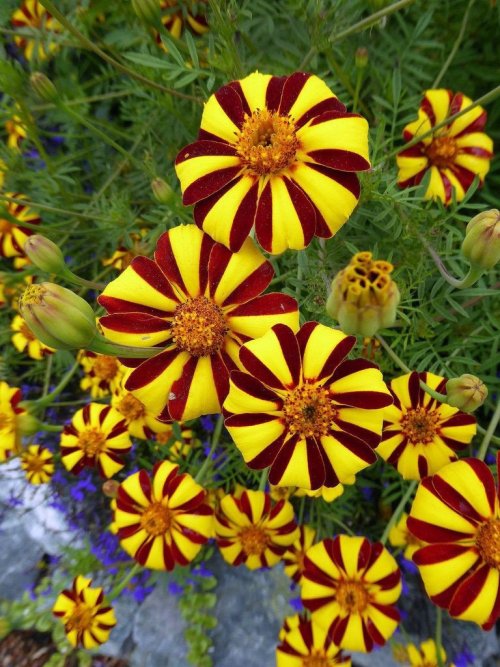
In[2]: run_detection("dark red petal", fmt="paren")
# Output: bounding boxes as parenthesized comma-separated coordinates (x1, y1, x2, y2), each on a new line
(208, 244, 274, 306)
(125, 349, 182, 392)
(307, 148, 371, 172)
(448, 563, 491, 617)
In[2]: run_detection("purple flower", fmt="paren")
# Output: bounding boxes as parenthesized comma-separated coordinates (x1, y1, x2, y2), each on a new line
(168, 581, 184, 595)
(454, 645, 475, 667)
(200, 415, 216, 433)
(289, 596, 303, 613)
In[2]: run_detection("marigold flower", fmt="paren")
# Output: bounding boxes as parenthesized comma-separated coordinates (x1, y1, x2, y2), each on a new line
(111, 377, 174, 440)
(0, 381, 27, 461)
(11, 314, 54, 360)
(111, 460, 214, 570)
(175, 71, 370, 254)
(52, 576, 116, 649)
(407, 456, 500, 630)
(99, 224, 298, 421)
(294, 484, 345, 503)
(20, 444, 54, 484)
(406, 639, 454, 667)
(102, 231, 149, 272)
(155, 423, 200, 458)
(301, 535, 402, 652)
(326, 251, 400, 336)
(214, 489, 299, 569)
(0, 195, 40, 258)
(276, 614, 351, 666)
(11, 0, 61, 61)
(388, 512, 427, 561)
(156, 0, 208, 43)
(60, 403, 131, 478)
(377, 372, 476, 480)
(223, 322, 392, 490)
(5, 115, 27, 151)
(78, 351, 125, 399)
(283, 524, 317, 584)
(397, 89, 493, 205)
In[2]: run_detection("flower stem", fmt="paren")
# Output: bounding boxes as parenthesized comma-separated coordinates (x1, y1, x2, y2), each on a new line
(108, 562, 142, 601)
(194, 415, 224, 484)
(29, 360, 80, 409)
(329, 0, 416, 45)
(38, 0, 202, 103)
(477, 399, 500, 461)
(420, 235, 485, 289)
(432, 0, 476, 88)
(435, 607, 445, 667)
(88, 334, 164, 359)
(380, 480, 417, 545)
(258, 468, 268, 491)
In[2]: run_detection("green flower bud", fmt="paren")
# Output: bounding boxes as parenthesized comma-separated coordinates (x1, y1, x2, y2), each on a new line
(19, 283, 97, 350)
(326, 251, 400, 337)
(24, 234, 66, 275)
(151, 177, 174, 204)
(461, 209, 500, 270)
(30, 72, 58, 103)
(355, 47, 369, 68)
(131, 0, 161, 26)
(446, 374, 488, 413)
(17, 410, 44, 436)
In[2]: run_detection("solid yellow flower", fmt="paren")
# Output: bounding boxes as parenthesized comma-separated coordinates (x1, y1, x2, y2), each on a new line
(408, 456, 500, 630)
(397, 89, 493, 205)
(301, 535, 402, 652)
(11, 314, 54, 360)
(111, 460, 214, 570)
(175, 71, 370, 254)
(20, 444, 54, 484)
(52, 576, 116, 649)
(377, 371, 477, 479)
(99, 224, 298, 421)
(215, 489, 299, 570)
(60, 403, 131, 478)
(78, 351, 126, 399)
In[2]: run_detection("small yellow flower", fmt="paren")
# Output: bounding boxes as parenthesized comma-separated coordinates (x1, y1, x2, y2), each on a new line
(388, 512, 426, 561)
(5, 115, 27, 151)
(0, 194, 41, 258)
(11, 0, 62, 61)
(11, 314, 54, 360)
(78, 351, 125, 399)
(0, 381, 27, 462)
(112, 378, 174, 440)
(407, 639, 454, 667)
(20, 444, 54, 484)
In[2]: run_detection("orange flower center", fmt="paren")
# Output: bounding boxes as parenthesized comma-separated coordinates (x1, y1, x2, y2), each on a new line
(475, 519, 500, 568)
(236, 109, 299, 175)
(93, 355, 120, 381)
(117, 393, 146, 421)
(336, 580, 369, 613)
(0, 218, 12, 233)
(66, 602, 93, 633)
(78, 428, 107, 457)
(426, 135, 458, 169)
(239, 525, 268, 555)
(0, 411, 13, 430)
(156, 428, 174, 445)
(400, 407, 440, 445)
(140, 502, 173, 536)
(283, 384, 336, 439)
(302, 654, 333, 667)
(171, 296, 227, 357)
(23, 453, 48, 474)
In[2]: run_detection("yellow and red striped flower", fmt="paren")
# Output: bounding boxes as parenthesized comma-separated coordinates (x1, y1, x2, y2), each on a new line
(20, 444, 54, 484)
(5, 115, 27, 151)
(0, 381, 27, 462)
(11, 313, 54, 360)
(377, 372, 476, 480)
(52, 576, 116, 649)
(175, 71, 370, 255)
(301, 535, 402, 652)
(11, 0, 61, 61)
(99, 224, 298, 421)
(78, 351, 125, 399)
(111, 460, 214, 570)
(111, 378, 173, 441)
(388, 512, 427, 561)
(0, 195, 40, 258)
(155, 423, 201, 459)
(223, 322, 392, 490)
(397, 89, 493, 205)
(156, 0, 208, 43)
(283, 524, 317, 584)
(60, 403, 131, 478)
(214, 489, 299, 570)
(407, 456, 500, 630)
(276, 614, 351, 666)
(406, 639, 454, 667)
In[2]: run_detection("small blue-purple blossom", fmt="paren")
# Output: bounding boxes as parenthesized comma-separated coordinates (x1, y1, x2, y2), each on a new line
(399, 556, 418, 575)
(168, 581, 184, 595)
(200, 415, 216, 433)
(289, 596, 303, 613)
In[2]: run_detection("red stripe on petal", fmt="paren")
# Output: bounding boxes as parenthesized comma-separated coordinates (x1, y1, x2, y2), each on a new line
(278, 72, 310, 116)
(253, 179, 273, 252)
(168, 356, 221, 421)
(99, 312, 169, 335)
(332, 389, 392, 410)
(183, 166, 242, 206)
(227, 370, 281, 406)
(459, 146, 492, 158)
(125, 349, 181, 392)
(336, 417, 381, 449)
(451, 164, 478, 191)
(331, 430, 378, 464)
(249, 430, 287, 470)
(210, 352, 230, 408)
(220, 263, 275, 307)
(98, 296, 171, 317)
(225, 412, 281, 427)
(331, 615, 349, 647)
(408, 516, 474, 543)
(229, 292, 298, 327)
(227, 81, 252, 116)
(307, 148, 371, 172)
(299, 325, 356, 381)
(455, 110, 488, 136)
(307, 163, 361, 205)
(176, 139, 237, 164)
(267, 433, 302, 485)
(357, 537, 372, 570)
(449, 92, 463, 118)
(421, 94, 439, 127)
(207, 243, 232, 298)
(228, 179, 259, 253)
(433, 475, 488, 524)
(283, 176, 317, 247)
(239, 324, 300, 389)
(448, 563, 490, 617)
(214, 85, 246, 130)
(295, 98, 347, 129)
(265, 75, 287, 112)
(132, 255, 180, 303)
(306, 436, 326, 489)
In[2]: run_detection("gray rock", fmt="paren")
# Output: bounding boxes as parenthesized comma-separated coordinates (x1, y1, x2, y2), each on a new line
(0, 520, 43, 599)
(98, 595, 139, 658)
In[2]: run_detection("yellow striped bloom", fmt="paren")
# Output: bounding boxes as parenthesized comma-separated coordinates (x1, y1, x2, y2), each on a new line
(0, 195, 40, 258)
(11, 0, 61, 61)
(283, 524, 317, 584)
(20, 444, 54, 484)
(78, 351, 125, 399)
(11, 314, 54, 360)
(0, 381, 27, 462)
(276, 614, 351, 666)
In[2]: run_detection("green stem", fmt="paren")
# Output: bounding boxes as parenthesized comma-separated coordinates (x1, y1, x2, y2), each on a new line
(31, 89, 140, 112)
(380, 481, 417, 545)
(108, 563, 142, 601)
(329, 0, 416, 45)
(421, 235, 485, 289)
(59, 267, 106, 291)
(38, 0, 202, 103)
(42, 355, 53, 396)
(29, 360, 80, 408)
(87, 334, 164, 359)
(0, 194, 113, 223)
(433, 0, 476, 88)
(194, 415, 224, 484)
(39, 423, 63, 433)
(477, 423, 500, 446)
(297, 495, 306, 525)
(477, 399, 500, 461)
(435, 607, 445, 667)
(258, 468, 268, 491)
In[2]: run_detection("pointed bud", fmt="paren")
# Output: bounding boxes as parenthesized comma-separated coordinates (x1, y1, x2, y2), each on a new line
(30, 72, 58, 103)
(461, 209, 500, 270)
(131, 0, 161, 26)
(326, 252, 400, 336)
(355, 47, 369, 68)
(446, 374, 488, 413)
(151, 177, 174, 204)
(19, 283, 97, 350)
(24, 234, 66, 275)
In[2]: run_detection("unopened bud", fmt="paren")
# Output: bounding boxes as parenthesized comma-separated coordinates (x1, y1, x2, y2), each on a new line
(24, 234, 66, 275)
(326, 251, 400, 337)
(131, 0, 161, 26)
(102, 479, 120, 498)
(151, 177, 174, 204)
(461, 209, 500, 270)
(355, 47, 369, 68)
(17, 409, 43, 436)
(446, 374, 488, 413)
(30, 72, 58, 103)
(19, 283, 97, 350)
